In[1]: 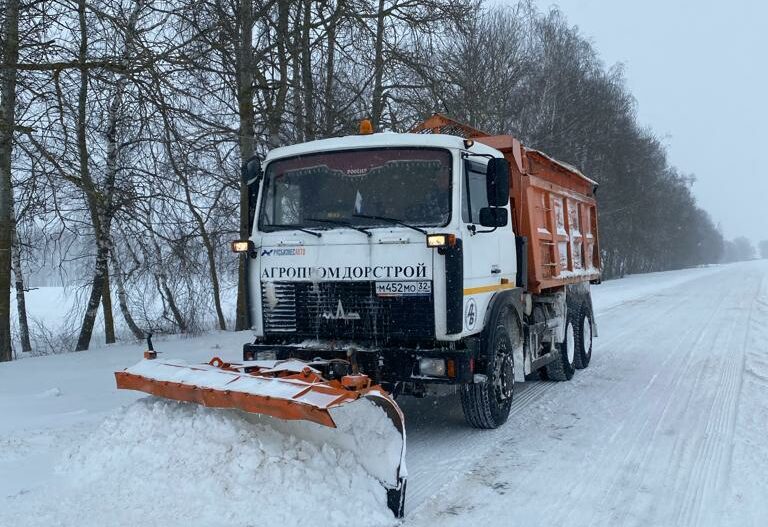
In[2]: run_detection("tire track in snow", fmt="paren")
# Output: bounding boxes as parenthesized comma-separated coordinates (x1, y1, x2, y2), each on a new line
(674, 271, 761, 526)
(577, 281, 738, 527)
(403, 381, 558, 512)
(405, 264, 766, 523)
(563, 278, 716, 519)
(404, 283, 684, 515)
(675, 325, 739, 525)
(406, 262, 768, 527)
(722, 274, 768, 523)
(437, 276, 716, 526)
(588, 271, 752, 526)
(664, 297, 740, 526)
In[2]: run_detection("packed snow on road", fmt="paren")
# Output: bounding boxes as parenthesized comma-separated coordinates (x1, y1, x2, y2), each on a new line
(3, 261, 768, 526)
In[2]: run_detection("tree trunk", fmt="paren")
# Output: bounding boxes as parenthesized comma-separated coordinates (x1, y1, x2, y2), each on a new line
(101, 96, 119, 346)
(300, 0, 314, 141)
(110, 251, 144, 340)
(291, 12, 304, 144)
(99, 1, 143, 345)
(101, 263, 116, 343)
(265, 0, 290, 148)
(76, 243, 109, 351)
(235, 0, 256, 331)
(370, 0, 386, 128)
(0, 0, 20, 362)
(74, 0, 105, 352)
(11, 218, 31, 352)
(322, 2, 339, 137)
(99, 60, 124, 347)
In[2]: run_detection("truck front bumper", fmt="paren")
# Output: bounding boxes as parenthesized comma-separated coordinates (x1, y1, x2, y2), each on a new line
(243, 342, 474, 385)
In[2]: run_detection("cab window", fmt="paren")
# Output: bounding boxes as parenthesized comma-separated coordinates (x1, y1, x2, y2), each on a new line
(462, 160, 489, 223)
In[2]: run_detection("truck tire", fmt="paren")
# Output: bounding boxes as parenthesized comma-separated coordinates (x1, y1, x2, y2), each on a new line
(460, 307, 518, 429)
(574, 303, 593, 369)
(544, 315, 576, 381)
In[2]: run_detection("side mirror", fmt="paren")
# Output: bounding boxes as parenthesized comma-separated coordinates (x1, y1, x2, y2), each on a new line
(242, 156, 262, 184)
(486, 158, 510, 207)
(479, 207, 508, 228)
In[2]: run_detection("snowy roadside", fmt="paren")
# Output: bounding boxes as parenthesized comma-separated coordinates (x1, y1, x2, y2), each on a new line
(590, 264, 723, 315)
(0, 332, 246, 504)
(1, 330, 397, 526)
(9, 285, 238, 357)
(2, 262, 762, 526)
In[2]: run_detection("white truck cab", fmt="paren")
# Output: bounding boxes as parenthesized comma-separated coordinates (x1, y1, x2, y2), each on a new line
(235, 129, 597, 429)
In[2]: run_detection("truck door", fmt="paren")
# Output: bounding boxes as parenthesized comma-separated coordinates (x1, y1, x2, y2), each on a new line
(460, 158, 516, 336)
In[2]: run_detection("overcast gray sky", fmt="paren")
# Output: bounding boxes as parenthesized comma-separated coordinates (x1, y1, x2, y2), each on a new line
(524, 0, 767, 244)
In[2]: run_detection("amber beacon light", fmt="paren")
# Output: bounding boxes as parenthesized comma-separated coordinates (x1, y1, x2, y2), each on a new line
(359, 119, 374, 135)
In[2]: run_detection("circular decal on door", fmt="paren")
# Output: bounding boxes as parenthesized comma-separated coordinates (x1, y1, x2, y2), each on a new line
(465, 298, 478, 331)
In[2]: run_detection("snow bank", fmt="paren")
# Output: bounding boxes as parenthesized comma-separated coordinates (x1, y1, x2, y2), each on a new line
(119, 358, 406, 488)
(261, 394, 406, 488)
(2, 398, 396, 527)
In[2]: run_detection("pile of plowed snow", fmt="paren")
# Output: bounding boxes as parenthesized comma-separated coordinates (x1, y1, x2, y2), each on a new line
(4, 398, 396, 527)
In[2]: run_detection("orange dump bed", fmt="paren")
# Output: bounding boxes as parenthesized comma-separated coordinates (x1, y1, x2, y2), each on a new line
(414, 114, 602, 294)
(478, 136, 601, 293)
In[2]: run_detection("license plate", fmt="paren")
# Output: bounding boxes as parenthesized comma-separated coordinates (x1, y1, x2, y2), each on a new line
(375, 281, 432, 296)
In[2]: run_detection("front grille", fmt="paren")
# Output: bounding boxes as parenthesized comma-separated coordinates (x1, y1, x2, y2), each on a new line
(261, 282, 297, 332)
(262, 281, 435, 344)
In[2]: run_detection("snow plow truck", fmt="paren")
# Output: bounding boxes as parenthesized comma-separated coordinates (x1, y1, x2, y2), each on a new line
(115, 114, 601, 518)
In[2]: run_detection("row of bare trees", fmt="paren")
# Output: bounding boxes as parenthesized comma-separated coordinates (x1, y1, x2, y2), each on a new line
(413, 5, 725, 278)
(1, 0, 723, 360)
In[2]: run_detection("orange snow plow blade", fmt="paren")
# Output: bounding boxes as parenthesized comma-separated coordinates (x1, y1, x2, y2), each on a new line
(114, 354, 407, 517)
(115, 356, 401, 429)
(115, 357, 363, 428)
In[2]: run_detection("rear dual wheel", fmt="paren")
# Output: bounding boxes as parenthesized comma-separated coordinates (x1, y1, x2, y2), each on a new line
(574, 304, 594, 369)
(461, 307, 519, 429)
(544, 301, 593, 380)
(543, 315, 576, 381)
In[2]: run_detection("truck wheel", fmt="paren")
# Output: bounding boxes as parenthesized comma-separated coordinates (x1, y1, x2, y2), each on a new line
(460, 308, 518, 429)
(574, 304, 593, 369)
(544, 316, 576, 381)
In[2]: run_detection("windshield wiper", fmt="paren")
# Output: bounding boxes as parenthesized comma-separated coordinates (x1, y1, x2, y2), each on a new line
(305, 218, 372, 237)
(266, 224, 323, 238)
(352, 213, 427, 235)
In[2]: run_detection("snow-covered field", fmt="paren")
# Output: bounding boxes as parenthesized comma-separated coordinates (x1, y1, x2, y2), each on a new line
(3, 261, 768, 526)
(9, 284, 238, 355)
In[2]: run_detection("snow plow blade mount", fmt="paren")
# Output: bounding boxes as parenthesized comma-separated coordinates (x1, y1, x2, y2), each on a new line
(114, 355, 407, 517)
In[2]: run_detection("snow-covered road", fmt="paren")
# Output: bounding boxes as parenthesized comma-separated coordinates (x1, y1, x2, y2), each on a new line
(407, 260, 768, 526)
(2, 261, 767, 526)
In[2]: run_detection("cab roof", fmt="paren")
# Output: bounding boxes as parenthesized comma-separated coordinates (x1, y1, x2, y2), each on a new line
(264, 132, 502, 163)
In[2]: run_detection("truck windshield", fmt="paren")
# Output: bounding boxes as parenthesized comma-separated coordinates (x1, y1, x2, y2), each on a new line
(258, 148, 452, 231)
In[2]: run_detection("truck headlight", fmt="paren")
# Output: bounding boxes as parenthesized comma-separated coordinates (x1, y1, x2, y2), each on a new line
(426, 233, 456, 249)
(419, 358, 446, 377)
(231, 240, 255, 254)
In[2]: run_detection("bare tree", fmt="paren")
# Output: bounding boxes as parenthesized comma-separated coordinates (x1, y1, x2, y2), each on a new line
(1, 0, 728, 357)
(0, 0, 21, 362)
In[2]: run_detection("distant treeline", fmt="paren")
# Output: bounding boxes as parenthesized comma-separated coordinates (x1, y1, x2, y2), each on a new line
(0, 0, 724, 358)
